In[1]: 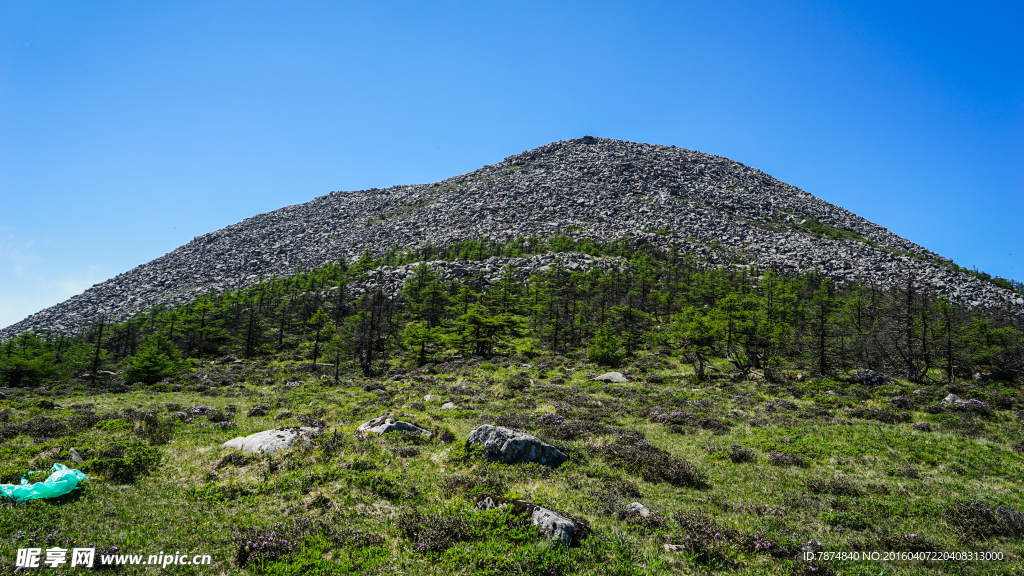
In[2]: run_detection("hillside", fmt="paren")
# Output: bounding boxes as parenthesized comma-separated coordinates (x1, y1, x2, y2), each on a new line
(1, 138, 1023, 574)
(3, 136, 1021, 340)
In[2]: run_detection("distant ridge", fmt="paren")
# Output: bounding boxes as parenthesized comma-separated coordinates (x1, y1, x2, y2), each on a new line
(3, 137, 1021, 339)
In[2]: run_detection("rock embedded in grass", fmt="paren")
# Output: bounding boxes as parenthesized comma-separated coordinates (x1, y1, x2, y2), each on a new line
(622, 502, 651, 517)
(357, 415, 432, 437)
(593, 372, 628, 383)
(440, 402, 456, 410)
(851, 369, 892, 386)
(467, 424, 567, 467)
(220, 426, 321, 455)
(475, 494, 588, 547)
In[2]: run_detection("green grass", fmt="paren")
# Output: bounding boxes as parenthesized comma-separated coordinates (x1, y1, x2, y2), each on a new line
(1, 352, 1022, 575)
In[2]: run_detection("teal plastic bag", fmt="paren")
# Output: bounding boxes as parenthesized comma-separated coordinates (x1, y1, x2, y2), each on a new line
(0, 463, 87, 501)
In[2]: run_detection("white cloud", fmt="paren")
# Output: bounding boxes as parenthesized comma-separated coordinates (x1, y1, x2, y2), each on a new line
(0, 229, 108, 330)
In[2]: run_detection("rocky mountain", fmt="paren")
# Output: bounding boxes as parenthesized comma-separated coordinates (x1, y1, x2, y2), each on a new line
(3, 136, 1021, 339)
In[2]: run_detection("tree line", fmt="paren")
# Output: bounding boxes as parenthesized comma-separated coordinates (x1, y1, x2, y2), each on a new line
(2, 239, 1022, 386)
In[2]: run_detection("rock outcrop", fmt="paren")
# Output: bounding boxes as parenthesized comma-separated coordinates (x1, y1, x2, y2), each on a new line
(357, 415, 432, 437)
(467, 424, 567, 467)
(475, 494, 588, 547)
(4, 136, 1021, 339)
(220, 426, 320, 455)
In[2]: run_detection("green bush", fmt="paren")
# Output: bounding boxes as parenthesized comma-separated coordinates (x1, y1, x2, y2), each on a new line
(84, 441, 161, 484)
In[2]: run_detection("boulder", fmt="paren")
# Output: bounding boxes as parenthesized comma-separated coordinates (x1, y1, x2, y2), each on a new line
(467, 425, 566, 467)
(852, 369, 892, 386)
(621, 502, 651, 518)
(476, 494, 588, 547)
(440, 402, 456, 410)
(357, 415, 432, 437)
(220, 426, 321, 455)
(942, 393, 963, 405)
(593, 372, 627, 383)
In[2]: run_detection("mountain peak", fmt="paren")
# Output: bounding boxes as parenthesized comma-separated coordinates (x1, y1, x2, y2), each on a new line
(2, 138, 1020, 338)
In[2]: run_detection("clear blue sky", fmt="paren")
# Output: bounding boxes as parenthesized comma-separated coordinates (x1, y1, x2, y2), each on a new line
(1, 0, 1022, 329)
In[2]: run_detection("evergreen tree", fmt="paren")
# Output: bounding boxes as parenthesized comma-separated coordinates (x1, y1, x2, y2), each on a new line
(124, 333, 182, 384)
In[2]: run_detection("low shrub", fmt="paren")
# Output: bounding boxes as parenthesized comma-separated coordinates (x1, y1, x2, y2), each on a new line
(728, 445, 757, 463)
(233, 522, 298, 567)
(600, 434, 707, 488)
(84, 441, 161, 484)
(806, 476, 860, 497)
(766, 451, 806, 467)
(20, 416, 69, 440)
(945, 500, 1024, 540)
(397, 508, 478, 553)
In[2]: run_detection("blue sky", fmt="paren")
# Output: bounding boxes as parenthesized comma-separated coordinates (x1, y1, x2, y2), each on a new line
(1, 0, 1022, 329)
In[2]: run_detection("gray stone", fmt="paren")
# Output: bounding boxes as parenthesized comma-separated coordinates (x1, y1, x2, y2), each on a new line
(220, 426, 321, 455)
(663, 544, 687, 553)
(69, 447, 83, 463)
(622, 502, 650, 517)
(593, 372, 627, 383)
(467, 424, 566, 467)
(942, 393, 963, 405)
(357, 415, 432, 437)
(852, 369, 892, 386)
(440, 402, 456, 410)
(475, 494, 587, 547)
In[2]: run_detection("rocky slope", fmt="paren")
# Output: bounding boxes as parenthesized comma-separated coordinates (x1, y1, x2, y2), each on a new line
(3, 136, 1021, 339)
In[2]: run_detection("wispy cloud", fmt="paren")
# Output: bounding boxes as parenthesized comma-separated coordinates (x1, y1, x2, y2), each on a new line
(0, 229, 108, 329)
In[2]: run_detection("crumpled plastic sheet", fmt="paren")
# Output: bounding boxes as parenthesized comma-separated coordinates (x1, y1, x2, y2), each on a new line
(0, 463, 88, 501)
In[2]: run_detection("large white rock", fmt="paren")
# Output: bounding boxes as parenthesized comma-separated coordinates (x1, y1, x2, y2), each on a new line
(357, 415, 432, 437)
(593, 372, 627, 383)
(220, 426, 320, 455)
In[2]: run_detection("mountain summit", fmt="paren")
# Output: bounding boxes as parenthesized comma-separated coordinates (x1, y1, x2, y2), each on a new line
(3, 137, 1020, 338)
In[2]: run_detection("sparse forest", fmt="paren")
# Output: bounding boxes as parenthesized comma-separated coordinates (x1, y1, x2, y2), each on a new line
(3, 238, 1022, 386)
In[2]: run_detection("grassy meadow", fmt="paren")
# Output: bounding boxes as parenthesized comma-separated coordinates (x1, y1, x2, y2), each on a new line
(2, 351, 1023, 575)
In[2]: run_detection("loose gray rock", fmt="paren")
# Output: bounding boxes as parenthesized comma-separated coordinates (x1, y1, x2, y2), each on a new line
(440, 402, 456, 410)
(220, 426, 321, 455)
(622, 502, 651, 517)
(69, 447, 83, 463)
(467, 424, 567, 467)
(664, 544, 687, 553)
(942, 394, 963, 405)
(593, 372, 627, 383)
(476, 494, 587, 547)
(357, 415, 432, 437)
(852, 369, 892, 386)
